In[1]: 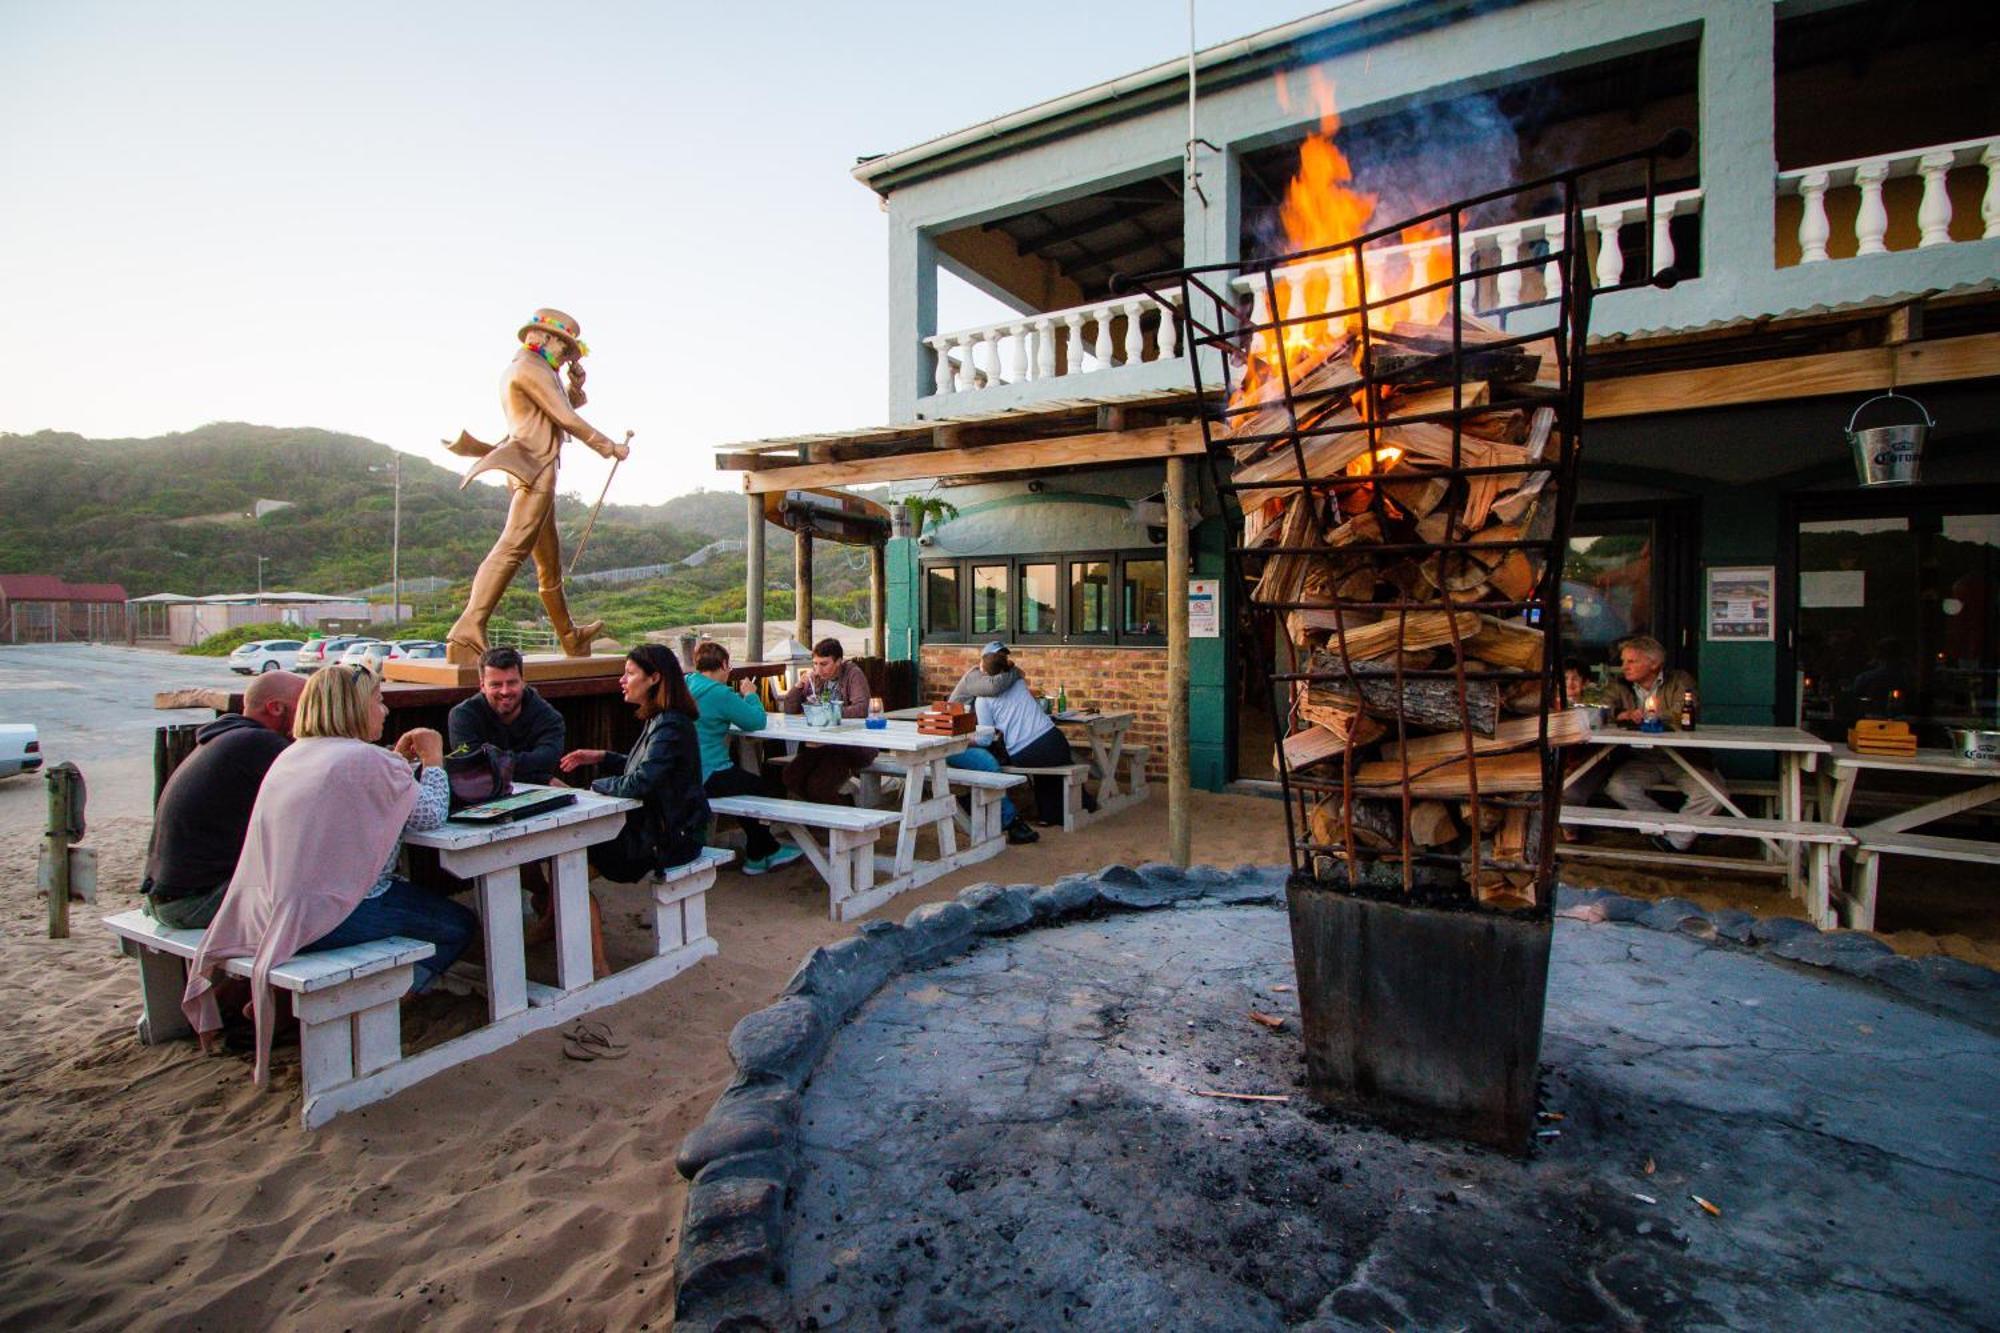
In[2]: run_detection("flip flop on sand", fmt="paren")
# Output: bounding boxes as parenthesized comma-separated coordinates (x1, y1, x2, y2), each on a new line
(561, 1020, 629, 1062)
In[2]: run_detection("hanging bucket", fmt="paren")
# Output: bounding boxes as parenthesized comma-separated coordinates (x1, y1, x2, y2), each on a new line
(1847, 392, 1933, 487)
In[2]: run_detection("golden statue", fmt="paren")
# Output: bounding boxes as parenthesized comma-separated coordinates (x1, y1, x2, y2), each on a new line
(443, 308, 631, 665)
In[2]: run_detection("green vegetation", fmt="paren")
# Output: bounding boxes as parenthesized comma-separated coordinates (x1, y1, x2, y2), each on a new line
(180, 621, 303, 656)
(0, 423, 876, 647)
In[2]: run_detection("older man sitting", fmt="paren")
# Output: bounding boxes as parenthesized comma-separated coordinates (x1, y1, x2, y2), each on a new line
(1596, 635, 1723, 852)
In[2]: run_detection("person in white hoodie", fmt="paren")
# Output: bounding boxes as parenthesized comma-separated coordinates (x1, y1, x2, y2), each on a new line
(950, 643, 1091, 829)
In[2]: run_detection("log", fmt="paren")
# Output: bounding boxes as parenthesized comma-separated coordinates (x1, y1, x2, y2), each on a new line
(1460, 799, 1506, 834)
(1364, 344, 1541, 386)
(1315, 611, 1482, 663)
(1232, 404, 1367, 486)
(1407, 800, 1458, 847)
(1351, 750, 1542, 796)
(1308, 795, 1400, 851)
(1308, 655, 1501, 736)
(1228, 337, 1358, 441)
(1379, 708, 1588, 765)
(1463, 615, 1545, 671)
(1282, 705, 1386, 769)
(1487, 549, 1539, 601)
(1384, 381, 1490, 420)
(1490, 409, 1558, 526)
(1494, 806, 1529, 861)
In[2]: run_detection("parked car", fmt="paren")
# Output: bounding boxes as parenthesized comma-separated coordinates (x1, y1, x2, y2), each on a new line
(337, 640, 390, 670)
(0, 724, 41, 780)
(395, 640, 448, 661)
(293, 636, 369, 673)
(228, 638, 305, 675)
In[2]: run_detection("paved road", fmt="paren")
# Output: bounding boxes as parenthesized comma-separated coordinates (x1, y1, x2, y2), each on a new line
(0, 643, 242, 833)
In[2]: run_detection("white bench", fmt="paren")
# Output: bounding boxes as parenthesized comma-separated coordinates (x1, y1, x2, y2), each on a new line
(648, 846, 732, 956)
(1559, 805, 1853, 927)
(1002, 763, 1095, 833)
(105, 910, 434, 1121)
(707, 795, 901, 922)
(940, 767, 1028, 846)
(1844, 830, 2000, 931)
(1118, 745, 1151, 801)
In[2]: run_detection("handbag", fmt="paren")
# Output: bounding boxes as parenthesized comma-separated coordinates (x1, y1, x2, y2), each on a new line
(443, 743, 515, 810)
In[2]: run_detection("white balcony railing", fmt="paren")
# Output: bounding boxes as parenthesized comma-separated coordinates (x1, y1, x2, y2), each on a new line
(1226, 189, 1704, 329)
(1778, 135, 2000, 263)
(926, 290, 1182, 396)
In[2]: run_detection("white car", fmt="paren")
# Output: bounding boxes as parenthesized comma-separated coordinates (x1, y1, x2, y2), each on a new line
(0, 724, 41, 779)
(337, 640, 391, 670)
(228, 638, 305, 675)
(395, 640, 448, 661)
(293, 636, 369, 672)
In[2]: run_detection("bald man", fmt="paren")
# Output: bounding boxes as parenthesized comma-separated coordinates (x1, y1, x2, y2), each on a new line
(143, 670, 306, 929)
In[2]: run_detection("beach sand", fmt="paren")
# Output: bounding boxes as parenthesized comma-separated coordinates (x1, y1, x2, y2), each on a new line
(1, 791, 1992, 1329)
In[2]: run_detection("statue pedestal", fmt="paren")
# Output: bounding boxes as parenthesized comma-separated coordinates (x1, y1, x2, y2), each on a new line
(383, 653, 626, 689)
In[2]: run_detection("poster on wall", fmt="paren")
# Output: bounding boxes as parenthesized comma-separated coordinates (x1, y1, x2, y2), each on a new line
(1188, 579, 1219, 638)
(1706, 565, 1775, 641)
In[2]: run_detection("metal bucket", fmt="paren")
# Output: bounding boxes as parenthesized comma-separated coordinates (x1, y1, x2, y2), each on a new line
(1847, 392, 1933, 487)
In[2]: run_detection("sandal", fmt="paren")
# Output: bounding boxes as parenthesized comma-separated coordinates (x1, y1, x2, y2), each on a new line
(561, 1020, 629, 1061)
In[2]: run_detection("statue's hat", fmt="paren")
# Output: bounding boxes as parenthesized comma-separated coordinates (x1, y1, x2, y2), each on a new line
(518, 307, 585, 349)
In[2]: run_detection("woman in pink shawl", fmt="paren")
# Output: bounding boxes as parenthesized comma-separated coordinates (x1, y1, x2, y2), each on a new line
(182, 666, 476, 1084)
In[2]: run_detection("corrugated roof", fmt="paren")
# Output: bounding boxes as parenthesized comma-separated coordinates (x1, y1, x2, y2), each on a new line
(0, 575, 128, 602)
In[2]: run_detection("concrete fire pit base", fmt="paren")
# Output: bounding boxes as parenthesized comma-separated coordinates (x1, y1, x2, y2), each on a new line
(674, 866, 2000, 1330)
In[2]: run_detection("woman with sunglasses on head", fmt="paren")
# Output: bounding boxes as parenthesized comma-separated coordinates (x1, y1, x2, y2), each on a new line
(181, 665, 477, 1085)
(558, 645, 712, 975)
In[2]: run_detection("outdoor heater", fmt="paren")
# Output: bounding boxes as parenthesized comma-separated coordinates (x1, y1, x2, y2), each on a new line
(1125, 132, 1690, 1151)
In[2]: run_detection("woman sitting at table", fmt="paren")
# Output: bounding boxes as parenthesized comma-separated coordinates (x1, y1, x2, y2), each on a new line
(180, 665, 475, 1086)
(558, 646, 712, 971)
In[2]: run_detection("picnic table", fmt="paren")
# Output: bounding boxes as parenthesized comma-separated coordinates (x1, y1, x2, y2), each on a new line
(728, 715, 990, 918)
(1822, 745, 2000, 930)
(1560, 724, 1839, 909)
(885, 706, 1148, 818)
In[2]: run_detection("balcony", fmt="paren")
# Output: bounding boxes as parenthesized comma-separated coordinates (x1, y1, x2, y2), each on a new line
(1778, 135, 2000, 265)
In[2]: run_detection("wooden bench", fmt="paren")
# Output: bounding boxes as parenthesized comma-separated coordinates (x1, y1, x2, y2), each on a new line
(939, 767, 1028, 846)
(1001, 762, 1095, 833)
(1559, 805, 1853, 927)
(105, 910, 435, 1123)
(707, 795, 901, 922)
(648, 846, 732, 960)
(1118, 746, 1151, 801)
(1844, 830, 2000, 931)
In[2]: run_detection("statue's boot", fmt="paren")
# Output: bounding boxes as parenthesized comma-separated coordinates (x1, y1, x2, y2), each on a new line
(542, 587, 604, 658)
(447, 556, 520, 666)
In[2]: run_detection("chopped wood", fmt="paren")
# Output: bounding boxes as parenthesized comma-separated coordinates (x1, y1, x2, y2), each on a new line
(1380, 709, 1587, 764)
(1383, 381, 1491, 420)
(1281, 722, 1356, 771)
(1407, 800, 1459, 847)
(1495, 807, 1529, 860)
(1247, 1010, 1287, 1030)
(1252, 501, 1327, 605)
(1463, 615, 1545, 670)
(1383, 467, 1452, 520)
(1351, 750, 1543, 796)
(1227, 337, 1358, 440)
(1314, 610, 1481, 663)
(1460, 799, 1506, 834)
(1309, 655, 1501, 735)
(1232, 405, 1367, 486)
(1186, 1088, 1291, 1103)
(1389, 315, 1511, 347)
(1287, 605, 1377, 638)
(1365, 344, 1541, 386)
(1487, 549, 1540, 600)
(1295, 699, 1390, 757)
(1309, 795, 1400, 850)
(1490, 408, 1559, 525)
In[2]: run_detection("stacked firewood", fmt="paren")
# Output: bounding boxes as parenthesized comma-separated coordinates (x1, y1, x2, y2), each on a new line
(1230, 315, 1577, 911)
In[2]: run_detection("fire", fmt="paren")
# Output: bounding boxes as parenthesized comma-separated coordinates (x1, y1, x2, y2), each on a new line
(1235, 72, 1449, 409)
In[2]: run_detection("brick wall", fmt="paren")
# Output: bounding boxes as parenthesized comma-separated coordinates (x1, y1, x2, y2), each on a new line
(920, 644, 1169, 778)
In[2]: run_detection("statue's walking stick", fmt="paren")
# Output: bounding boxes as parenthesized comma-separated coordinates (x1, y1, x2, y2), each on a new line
(567, 432, 632, 578)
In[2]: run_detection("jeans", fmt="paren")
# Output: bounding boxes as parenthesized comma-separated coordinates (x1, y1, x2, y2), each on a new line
(705, 764, 780, 858)
(947, 745, 1016, 826)
(302, 877, 476, 990)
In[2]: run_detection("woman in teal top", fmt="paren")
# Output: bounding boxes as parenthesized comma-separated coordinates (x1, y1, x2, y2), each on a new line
(688, 642, 801, 874)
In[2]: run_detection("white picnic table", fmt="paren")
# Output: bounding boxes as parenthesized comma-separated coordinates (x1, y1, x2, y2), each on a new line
(733, 715, 986, 903)
(1561, 724, 1835, 898)
(1052, 710, 1143, 809)
(1821, 745, 2000, 930)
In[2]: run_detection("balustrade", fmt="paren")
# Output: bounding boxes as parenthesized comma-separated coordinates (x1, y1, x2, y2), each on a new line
(924, 291, 1183, 397)
(1778, 135, 2000, 265)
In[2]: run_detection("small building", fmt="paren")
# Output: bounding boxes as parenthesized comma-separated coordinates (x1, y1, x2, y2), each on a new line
(0, 575, 129, 643)
(127, 591, 411, 646)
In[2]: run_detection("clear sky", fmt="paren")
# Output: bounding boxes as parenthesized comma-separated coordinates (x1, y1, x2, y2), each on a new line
(2, 1, 1335, 504)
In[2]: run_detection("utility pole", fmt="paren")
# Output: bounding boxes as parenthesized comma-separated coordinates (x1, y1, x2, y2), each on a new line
(370, 454, 404, 626)
(256, 554, 268, 599)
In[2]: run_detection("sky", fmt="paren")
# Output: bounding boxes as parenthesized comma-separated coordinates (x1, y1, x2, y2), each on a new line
(2, 1, 1338, 505)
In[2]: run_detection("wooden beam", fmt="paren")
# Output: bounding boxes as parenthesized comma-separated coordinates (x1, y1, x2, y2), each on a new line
(1584, 333, 2000, 420)
(744, 493, 765, 662)
(1165, 455, 1191, 869)
(740, 424, 1205, 493)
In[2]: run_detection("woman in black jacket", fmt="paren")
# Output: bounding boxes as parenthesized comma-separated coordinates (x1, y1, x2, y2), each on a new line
(558, 645, 712, 974)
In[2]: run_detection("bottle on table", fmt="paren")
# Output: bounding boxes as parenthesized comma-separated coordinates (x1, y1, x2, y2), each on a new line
(1057, 683, 1070, 715)
(1679, 688, 1698, 731)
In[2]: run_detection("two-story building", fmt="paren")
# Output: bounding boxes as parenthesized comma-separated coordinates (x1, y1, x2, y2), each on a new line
(720, 0, 2000, 793)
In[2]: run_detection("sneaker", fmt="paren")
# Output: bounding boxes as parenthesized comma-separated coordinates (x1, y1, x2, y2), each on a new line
(761, 845, 804, 872)
(1005, 819, 1041, 845)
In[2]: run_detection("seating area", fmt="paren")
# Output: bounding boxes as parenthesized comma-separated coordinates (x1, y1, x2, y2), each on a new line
(707, 794, 902, 921)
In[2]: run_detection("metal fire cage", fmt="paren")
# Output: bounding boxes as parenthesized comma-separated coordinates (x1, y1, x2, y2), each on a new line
(1124, 132, 1692, 909)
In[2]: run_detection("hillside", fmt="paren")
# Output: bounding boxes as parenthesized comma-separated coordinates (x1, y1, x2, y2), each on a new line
(0, 424, 871, 641)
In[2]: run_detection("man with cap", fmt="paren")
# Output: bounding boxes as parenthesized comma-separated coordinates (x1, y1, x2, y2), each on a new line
(443, 308, 631, 665)
(951, 643, 1088, 829)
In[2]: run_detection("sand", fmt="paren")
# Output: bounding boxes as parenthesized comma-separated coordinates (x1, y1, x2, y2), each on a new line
(1, 787, 1992, 1329)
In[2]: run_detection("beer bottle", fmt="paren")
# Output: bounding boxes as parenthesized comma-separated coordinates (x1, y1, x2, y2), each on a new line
(1680, 688, 1698, 731)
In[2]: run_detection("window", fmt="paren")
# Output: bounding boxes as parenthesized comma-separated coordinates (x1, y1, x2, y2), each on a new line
(1122, 558, 1167, 639)
(970, 565, 1009, 636)
(924, 566, 960, 637)
(1070, 560, 1111, 639)
(1018, 563, 1058, 639)
(921, 551, 1173, 646)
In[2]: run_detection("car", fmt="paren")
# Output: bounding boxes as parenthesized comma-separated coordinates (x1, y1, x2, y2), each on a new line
(337, 640, 391, 670)
(228, 638, 305, 675)
(0, 724, 41, 780)
(293, 636, 369, 673)
(395, 640, 449, 661)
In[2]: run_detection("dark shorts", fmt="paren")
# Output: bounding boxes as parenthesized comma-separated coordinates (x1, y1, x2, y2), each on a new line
(144, 884, 227, 931)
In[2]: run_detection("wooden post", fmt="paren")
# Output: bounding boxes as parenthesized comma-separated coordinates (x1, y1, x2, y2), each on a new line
(744, 494, 765, 661)
(1166, 456, 1191, 868)
(869, 540, 887, 658)
(44, 762, 83, 939)
(794, 528, 814, 648)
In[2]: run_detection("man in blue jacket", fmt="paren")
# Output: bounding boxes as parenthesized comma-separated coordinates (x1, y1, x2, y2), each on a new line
(690, 641, 801, 874)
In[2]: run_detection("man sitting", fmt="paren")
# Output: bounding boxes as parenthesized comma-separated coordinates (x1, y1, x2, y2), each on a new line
(447, 646, 564, 784)
(945, 642, 1039, 844)
(689, 641, 802, 874)
(962, 643, 1091, 827)
(779, 638, 876, 804)
(1599, 635, 1722, 852)
(143, 669, 305, 929)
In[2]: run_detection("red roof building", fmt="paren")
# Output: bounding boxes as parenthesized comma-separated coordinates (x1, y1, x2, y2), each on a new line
(0, 575, 130, 643)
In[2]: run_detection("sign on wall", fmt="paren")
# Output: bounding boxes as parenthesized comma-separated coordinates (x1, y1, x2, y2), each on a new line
(1705, 565, 1775, 642)
(1188, 579, 1219, 638)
